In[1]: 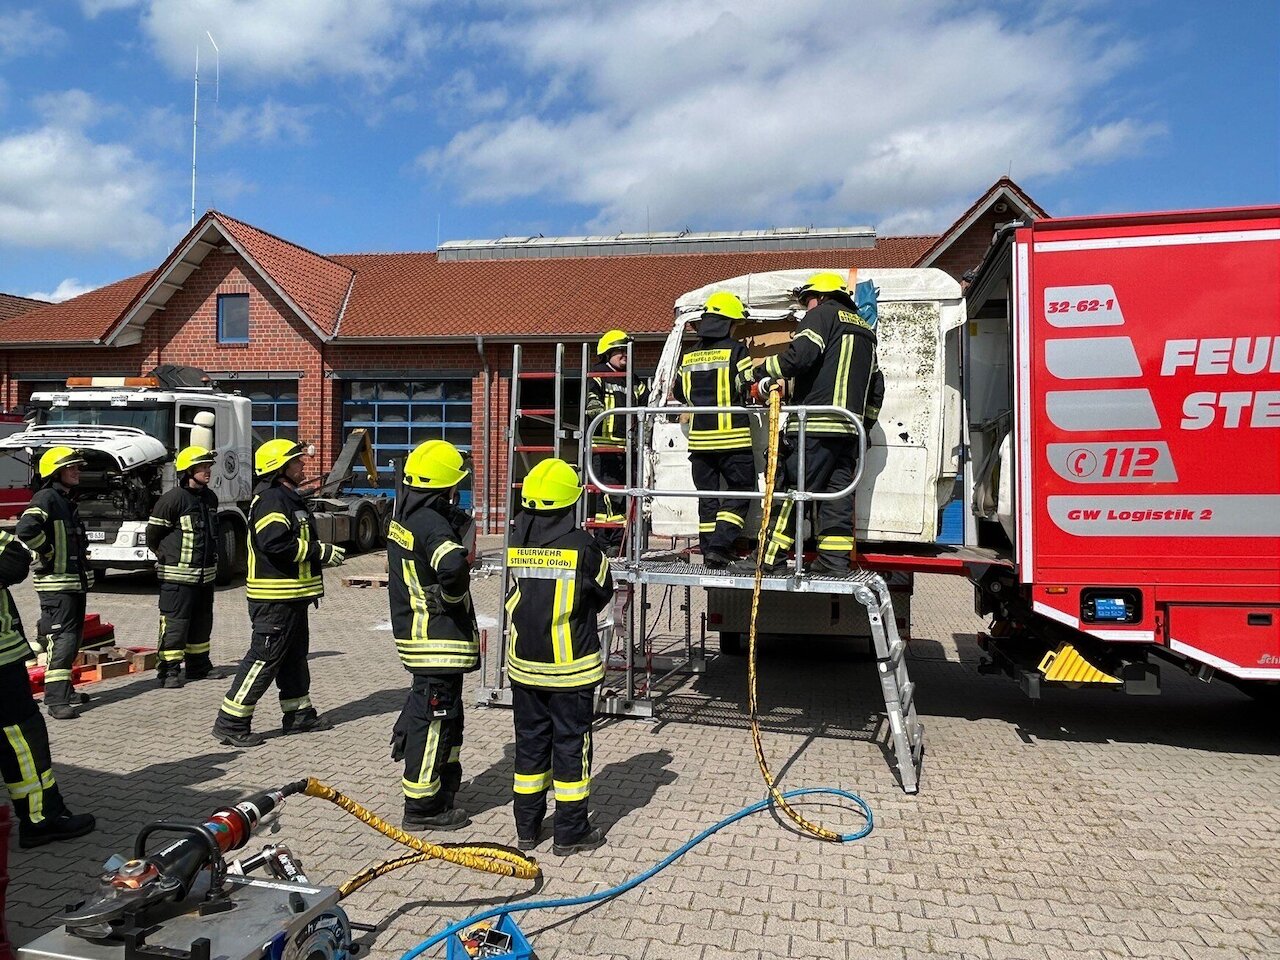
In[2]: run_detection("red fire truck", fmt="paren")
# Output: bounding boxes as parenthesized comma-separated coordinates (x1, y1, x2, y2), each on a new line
(935, 204, 1280, 699)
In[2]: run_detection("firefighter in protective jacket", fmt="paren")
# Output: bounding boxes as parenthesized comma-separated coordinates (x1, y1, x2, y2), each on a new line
(212, 439, 344, 748)
(0, 529, 96, 847)
(146, 446, 223, 688)
(506, 458, 613, 856)
(586, 329, 648, 555)
(733, 271, 884, 576)
(16, 446, 90, 720)
(672, 291, 756, 567)
(386, 440, 479, 831)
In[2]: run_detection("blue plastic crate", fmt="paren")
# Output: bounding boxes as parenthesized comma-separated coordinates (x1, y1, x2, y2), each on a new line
(937, 499, 964, 545)
(445, 914, 533, 960)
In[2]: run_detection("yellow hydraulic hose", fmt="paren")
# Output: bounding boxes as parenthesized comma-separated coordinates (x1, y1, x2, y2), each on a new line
(747, 390, 844, 842)
(300, 778, 542, 897)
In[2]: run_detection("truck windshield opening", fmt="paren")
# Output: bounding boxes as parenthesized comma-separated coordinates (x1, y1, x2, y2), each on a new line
(35, 403, 173, 438)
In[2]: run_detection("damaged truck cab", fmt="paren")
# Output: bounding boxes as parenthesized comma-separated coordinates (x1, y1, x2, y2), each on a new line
(1, 376, 254, 583)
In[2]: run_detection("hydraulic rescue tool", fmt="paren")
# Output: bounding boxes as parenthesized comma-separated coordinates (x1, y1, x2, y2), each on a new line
(18, 779, 540, 960)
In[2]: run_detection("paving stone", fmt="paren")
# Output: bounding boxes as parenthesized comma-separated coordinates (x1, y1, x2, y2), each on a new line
(2, 567, 1274, 960)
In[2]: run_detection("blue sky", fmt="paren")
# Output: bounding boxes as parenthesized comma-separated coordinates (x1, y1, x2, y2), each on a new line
(0, 0, 1276, 301)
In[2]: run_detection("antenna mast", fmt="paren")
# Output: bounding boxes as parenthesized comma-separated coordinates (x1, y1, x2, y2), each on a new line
(191, 32, 220, 227)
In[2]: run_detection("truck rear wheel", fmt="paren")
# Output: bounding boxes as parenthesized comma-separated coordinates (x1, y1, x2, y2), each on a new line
(216, 517, 245, 585)
(353, 505, 380, 554)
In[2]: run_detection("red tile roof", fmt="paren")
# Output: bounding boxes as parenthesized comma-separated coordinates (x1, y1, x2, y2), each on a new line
(213, 212, 353, 337)
(330, 236, 937, 339)
(0, 274, 153, 344)
(0, 217, 938, 346)
(0, 292, 47, 323)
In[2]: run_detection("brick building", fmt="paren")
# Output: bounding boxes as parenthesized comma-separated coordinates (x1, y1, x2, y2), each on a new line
(0, 178, 1043, 532)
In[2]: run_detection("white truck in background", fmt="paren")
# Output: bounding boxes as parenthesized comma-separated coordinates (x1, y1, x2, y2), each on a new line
(0, 367, 390, 582)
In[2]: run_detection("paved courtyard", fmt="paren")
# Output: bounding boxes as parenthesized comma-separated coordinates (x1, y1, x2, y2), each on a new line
(4, 549, 1278, 960)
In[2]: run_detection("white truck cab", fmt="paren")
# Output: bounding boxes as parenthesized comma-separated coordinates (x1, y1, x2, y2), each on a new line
(0, 376, 254, 580)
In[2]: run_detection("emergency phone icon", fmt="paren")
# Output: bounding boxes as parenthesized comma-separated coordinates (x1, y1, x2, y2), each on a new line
(1068, 449, 1097, 478)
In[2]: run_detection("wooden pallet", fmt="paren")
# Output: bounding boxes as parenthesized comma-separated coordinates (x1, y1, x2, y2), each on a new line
(342, 573, 389, 588)
(28, 645, 158, 694)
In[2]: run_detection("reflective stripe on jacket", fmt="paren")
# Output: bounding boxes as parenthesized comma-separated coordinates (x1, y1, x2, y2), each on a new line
(761, 297, 882, 436)
(246, 480, 324, 601)
(16, 485, 89, 594)
(586, 361, 648, 448)
(504, 510, 614, 691)
(146, 483, 220, 584)
(673, 339, 754, 450)
(386, 493, 479, 674)
(0, 531, 31, 667)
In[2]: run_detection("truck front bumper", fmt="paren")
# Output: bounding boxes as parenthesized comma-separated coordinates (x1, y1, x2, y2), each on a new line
(86, 520, 154, 568)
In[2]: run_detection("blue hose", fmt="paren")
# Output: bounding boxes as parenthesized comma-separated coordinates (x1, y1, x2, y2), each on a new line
(399, 787, 873, 960)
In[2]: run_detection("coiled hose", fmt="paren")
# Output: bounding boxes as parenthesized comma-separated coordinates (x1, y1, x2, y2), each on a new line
(293, 778, 542, 896)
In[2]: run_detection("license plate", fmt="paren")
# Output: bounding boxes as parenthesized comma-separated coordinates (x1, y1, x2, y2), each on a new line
(86, 531, 107, 542)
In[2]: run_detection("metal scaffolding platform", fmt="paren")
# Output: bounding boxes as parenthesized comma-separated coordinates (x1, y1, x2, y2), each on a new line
(478, 344, 926, 792)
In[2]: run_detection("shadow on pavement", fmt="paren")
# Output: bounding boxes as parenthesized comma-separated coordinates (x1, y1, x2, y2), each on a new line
(652, 629, 1280, 759)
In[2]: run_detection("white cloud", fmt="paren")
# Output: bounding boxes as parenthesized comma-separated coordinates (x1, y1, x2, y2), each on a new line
(33, 89, 107, 128)
(212, 100, 319, 146)
(119, 0, 438, 85)
(26, 278, 100, 302)
(0, 105, 166, 256)
(0, 9, 64, 58)
(421, 0, 1161, 233)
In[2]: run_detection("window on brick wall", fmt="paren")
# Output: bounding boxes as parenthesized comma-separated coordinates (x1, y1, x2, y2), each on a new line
(343, 378, 472, 504)
(230, 379, 299, 443)
(217, 293, 249, 343)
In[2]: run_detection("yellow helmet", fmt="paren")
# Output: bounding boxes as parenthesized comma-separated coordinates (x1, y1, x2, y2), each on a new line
(255, 438, 308, 477)
(403, 439, 468, 489)
(794, 271, 849, 301)
(38, 446, 87, 480)
(521, 458, 582, 511)
(703, 291, 747, 321)
(175, 445, 217, 474)
(596, 329, 631, 357)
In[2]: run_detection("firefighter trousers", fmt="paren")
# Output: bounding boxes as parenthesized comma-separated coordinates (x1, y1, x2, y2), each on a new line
(157, 582, 215, 678)
(37, 591, 86, 708)
(511, 684, 595, 846)
(761, 434, 858, 568)
(214, 599, 317, 734)
(689, 450, 754, 555)
(0, 658, 68, 827)
(391, 673, 465, 816)
(590, 451, 627, 554)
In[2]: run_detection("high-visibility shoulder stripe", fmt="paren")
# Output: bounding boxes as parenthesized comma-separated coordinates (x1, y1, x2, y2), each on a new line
(797, 327, 826, 349)
(254, 512, 290, 533)
(431, 540, 465, 570)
